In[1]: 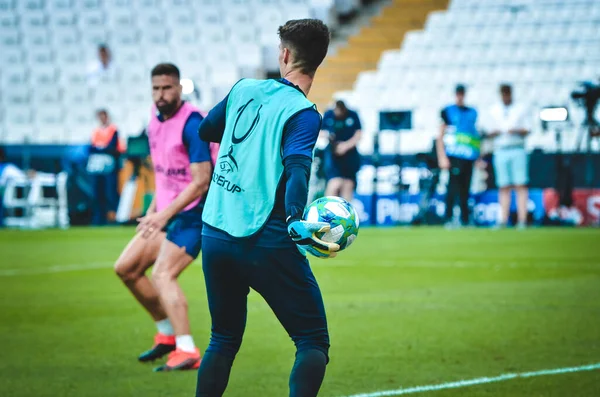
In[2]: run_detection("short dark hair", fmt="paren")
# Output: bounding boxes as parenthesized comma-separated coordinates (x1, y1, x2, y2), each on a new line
(96, 109, 108, 117)
(151, 63, 180, 80)
(455, 84, 466, 94)
(335, 100, 347, 110)
(500, 84, 512, 94)
(278, 19, 330, 76)
(98, 44, 109, 53)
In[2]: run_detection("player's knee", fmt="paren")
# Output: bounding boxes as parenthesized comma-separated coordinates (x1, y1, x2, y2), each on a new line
(151, 262, 176, 287)
(114, 260, 139, 283)
(207, 333, 243, 360)
(292, 331, 330, 358)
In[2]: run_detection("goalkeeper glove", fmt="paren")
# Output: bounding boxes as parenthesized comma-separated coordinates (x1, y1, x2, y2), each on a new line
(287, 217, 340, 259)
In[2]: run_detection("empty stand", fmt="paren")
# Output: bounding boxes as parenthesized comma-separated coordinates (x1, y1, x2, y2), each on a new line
(340, 0, 600, 155)
(1, 0, 349, 144)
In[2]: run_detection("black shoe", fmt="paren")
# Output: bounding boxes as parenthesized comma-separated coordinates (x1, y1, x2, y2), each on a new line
(138, 333, 176, 362)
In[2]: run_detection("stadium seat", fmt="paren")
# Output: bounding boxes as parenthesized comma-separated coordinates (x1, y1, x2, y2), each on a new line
(30, 64, 59, 85)
(27, 47, 54, 68)
(137, 8, 162, 27)
(18, 0, 44, 11)
(51, 28, 80, 50)
(230, 25, 258, 45)
(80, 26, 108, 49)
(63, 83, 91, 106)
(111, 28, 140, 47)
(143, 45, 172, 69)
(49, 9, 77, 29)
(0, 28, 19, 46)
(32, 83, 62, 105)
(22, 27, 52, 48)
(224, 7, 254, 27)
(35, 105, 66, 143)
(198, 25, 228, 45)
(1, 47, 24, 68)
(79, 0, 102, 9)
(196, 6, 222, 25)
(92, 85, 121, 108)
(115, 45, 143, 66)
(65, 106, 95, 141)
(236, 43, 263, 78)
(0, 0, 13, 11)
(46, 0, 73, 11)
(104, 0, 133, 10)
(1, 68, 28, 87)
(3, 105, 35, 143)
(169, 26, 198, 46)
(78, 9, 104, 28)
(140, 28, 169, 47)
(167, 7, 197, 27)
(210, 64, 240, 87)
(1, 84, 29, 105)
(0, 10, 17, 28)
(134, 0, 162, 8)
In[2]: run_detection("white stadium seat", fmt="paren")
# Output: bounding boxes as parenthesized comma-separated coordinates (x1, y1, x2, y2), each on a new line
(30, 64, 58, 85)
(63, 83, 91, 106)
(32, 83, 62, 105)
(134, 0, 162, 8)
(104, 0, 133, 10)
(169, 26, 198, 46)
(27, 47, 54, 66)
(139, 28, 169, 47)
(0, 0, 14, 11)
(1, 84, 29, 105)
(46, 0, 73, 11)
(78, 0, 102, 10)
(137, 8, 162, 27)
(22, 27, 52, 48)
(51, 28, 80, 48)
(143, 45, 173, 68)
(0, 28, 19, 46)
(1, 68, 28, 87)
(0, 10, 17, 28)
(78, 9, 104, 28)
(1, 47, 24, 67)
(167, 8, 197, 26)
(3, 105, 35, 143)
(35, 105, 66, 143)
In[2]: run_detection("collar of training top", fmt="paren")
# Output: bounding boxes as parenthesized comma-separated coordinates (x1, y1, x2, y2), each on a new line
(277, 78, 306, 97)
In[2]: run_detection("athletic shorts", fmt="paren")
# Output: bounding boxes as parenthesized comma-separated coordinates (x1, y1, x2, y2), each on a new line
(164, 209, 203, 259)
(324, 148, 360, 184)
(493, 147, 529, 188)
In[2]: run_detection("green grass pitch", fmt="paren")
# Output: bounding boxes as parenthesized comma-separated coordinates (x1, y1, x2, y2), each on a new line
(0, 227, 599, 397)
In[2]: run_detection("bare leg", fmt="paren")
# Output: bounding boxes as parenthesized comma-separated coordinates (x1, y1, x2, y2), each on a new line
(340, 179, 356, 202)
(151, 240, 195, 335)
(498, 187, 512, 226)
(325, 178, 344, 197)
(516, 185, 529, 225)
(114, 232, 167, 321)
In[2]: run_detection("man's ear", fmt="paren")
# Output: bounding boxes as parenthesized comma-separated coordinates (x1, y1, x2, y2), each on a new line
(283, 47, 291, 65)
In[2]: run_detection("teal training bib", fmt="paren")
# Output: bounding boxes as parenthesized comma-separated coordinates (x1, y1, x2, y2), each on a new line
(203, 79, 315, 238)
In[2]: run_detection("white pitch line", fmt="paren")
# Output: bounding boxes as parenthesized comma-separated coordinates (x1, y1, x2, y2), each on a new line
(343, 362, 600, 397)
(0, 261, 114, 277)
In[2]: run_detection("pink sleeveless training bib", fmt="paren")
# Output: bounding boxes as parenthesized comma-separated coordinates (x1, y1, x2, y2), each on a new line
(148, 102, 218, 212)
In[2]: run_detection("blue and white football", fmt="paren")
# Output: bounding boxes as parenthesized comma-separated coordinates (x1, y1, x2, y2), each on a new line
(303, 196, 359, 251)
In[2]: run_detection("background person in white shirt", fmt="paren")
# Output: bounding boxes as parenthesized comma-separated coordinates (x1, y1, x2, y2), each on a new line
(486, 84, 531, 228)
(86, 44, 117, 86)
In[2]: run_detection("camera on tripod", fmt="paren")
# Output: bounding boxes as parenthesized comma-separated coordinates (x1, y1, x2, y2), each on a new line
(571, 81, 600, 137)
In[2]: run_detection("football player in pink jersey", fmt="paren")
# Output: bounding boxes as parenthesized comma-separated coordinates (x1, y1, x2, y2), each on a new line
(114, 63, 217, 372)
